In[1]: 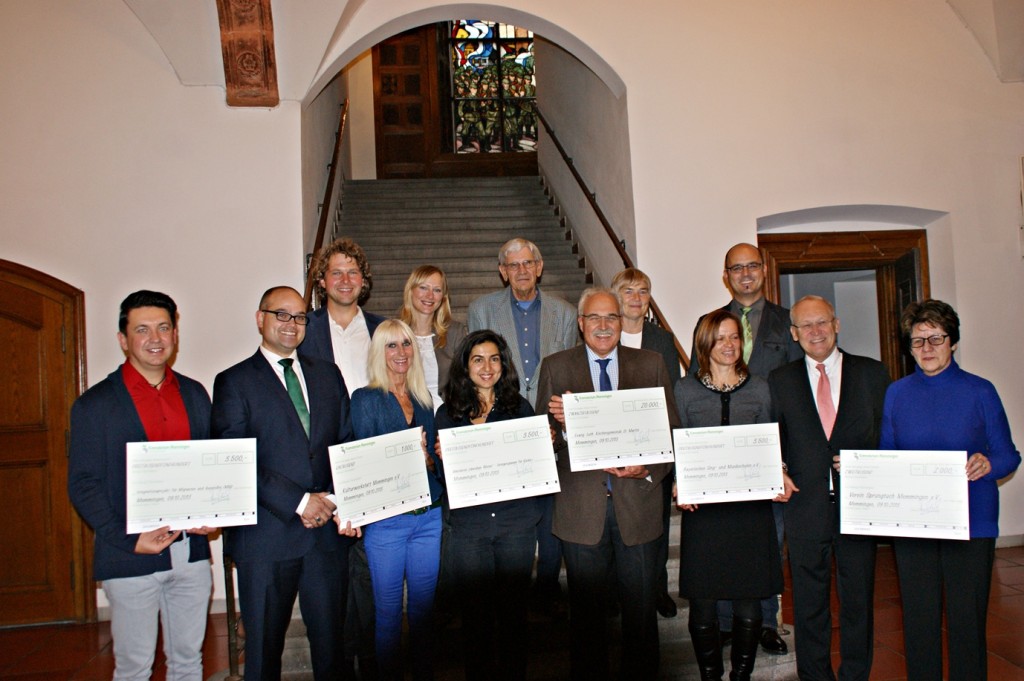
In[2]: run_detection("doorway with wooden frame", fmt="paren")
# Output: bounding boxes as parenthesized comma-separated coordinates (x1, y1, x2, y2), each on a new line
(758, 229, 929, 381)
(0, 260, 90, 625)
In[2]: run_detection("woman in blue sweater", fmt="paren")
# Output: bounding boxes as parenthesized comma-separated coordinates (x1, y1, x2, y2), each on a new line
(881, 300, 1019, 681)
(351, 319, 445, 681)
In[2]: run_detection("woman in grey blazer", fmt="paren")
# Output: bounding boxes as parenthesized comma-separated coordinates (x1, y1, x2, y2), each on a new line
(398, 265, 467, 409)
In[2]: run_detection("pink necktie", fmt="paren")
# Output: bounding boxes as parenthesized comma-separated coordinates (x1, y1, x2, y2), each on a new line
(816, 363, 836, 439)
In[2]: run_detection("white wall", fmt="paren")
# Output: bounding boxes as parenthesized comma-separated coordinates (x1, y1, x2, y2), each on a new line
(302, 70, 350, 258)
(0, 0, 308, 609)
(347, 52, 378, 180)
(535, 37, 637, 284)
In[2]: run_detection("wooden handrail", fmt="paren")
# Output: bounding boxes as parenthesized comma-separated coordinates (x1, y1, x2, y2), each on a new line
(304, 99, 350, 309)
(536, 108, 690, 370)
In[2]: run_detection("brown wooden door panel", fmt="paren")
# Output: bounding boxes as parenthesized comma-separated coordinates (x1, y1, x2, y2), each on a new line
(0, 266, 85, 625)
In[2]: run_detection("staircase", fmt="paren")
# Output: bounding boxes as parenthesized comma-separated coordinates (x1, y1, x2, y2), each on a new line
(334, 176, 591, 320)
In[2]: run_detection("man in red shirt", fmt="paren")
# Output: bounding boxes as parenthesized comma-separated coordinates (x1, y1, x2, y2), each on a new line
(69, 290, 214, 680)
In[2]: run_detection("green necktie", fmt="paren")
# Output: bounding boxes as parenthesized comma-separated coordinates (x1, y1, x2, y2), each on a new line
(279, 358, 310, 437)
(741, 306, 753, 363)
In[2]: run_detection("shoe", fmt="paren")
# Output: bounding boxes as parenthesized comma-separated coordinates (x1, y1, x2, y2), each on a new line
(759, 627, 788, 655)
(657, 592, 678, 618)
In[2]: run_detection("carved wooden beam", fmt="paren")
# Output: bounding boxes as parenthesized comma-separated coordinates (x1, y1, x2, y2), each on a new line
(216, 0, 279, 107)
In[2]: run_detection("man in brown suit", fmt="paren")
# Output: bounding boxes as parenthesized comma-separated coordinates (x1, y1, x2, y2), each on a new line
(537, 287, 680, 681)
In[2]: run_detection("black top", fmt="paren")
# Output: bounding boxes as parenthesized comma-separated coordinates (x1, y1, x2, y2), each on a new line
(435, 397, 545, 535)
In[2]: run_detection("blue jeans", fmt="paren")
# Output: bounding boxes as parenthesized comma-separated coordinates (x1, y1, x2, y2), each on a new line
(364, 507, 442, 680)
(451, 525, 536, 680)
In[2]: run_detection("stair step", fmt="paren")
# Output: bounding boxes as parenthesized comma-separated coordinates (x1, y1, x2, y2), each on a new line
(334, 175, 589, 323)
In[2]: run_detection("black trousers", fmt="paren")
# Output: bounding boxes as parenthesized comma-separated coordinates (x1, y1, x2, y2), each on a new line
(788, 532, 876, 681)
(236, 544, 348, 681)
(894, 536, 995, 681)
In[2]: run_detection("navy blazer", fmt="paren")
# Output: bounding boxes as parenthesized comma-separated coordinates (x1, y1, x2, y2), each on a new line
(690, 299, 802, 379)
(212, 350, 353, 562)
(301, 306, 386, 364)
(350, 386, 445, 503)
(68, 367, 212, 581)
(769, 351, 891, 541)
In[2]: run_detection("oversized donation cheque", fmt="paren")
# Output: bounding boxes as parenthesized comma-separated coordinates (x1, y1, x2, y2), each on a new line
(329, 427, 432, 528)
(562, 387, 674, 472)
(839, 450, 969, 540)
(673, 423, 784, 504)
(125, 438, 257, 533)
(438, 415, 559, 510)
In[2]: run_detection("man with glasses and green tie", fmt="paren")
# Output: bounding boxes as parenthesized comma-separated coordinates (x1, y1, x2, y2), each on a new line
(468, 237, 579, 617)
(688, 242, 802, 655)
(212, 286, 357, 680)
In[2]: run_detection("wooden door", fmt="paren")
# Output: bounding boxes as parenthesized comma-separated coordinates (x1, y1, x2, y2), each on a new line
(373, 28, 438, 179)
(0, 260, 87, 625)
(760, 230, 929, 382)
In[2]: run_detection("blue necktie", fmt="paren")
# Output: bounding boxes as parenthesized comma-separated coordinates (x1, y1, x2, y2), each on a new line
(596, 358, 612, 392)
(596, 358, 613, 491)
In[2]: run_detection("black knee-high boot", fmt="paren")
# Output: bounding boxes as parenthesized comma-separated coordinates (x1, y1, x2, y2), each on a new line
(688, 620, 724, 681)
(729, 615, 762, 681)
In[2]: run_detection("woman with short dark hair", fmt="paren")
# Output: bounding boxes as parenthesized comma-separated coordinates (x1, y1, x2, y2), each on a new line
(882, 299, 1019, 680)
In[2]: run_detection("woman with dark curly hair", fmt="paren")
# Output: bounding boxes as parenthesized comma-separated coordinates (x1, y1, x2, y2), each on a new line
(882, 299, 1019, 681)
(435, 329, 544, 681)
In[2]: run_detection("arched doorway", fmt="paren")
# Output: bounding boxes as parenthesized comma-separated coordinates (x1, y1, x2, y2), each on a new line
(0, 260, 89, 625)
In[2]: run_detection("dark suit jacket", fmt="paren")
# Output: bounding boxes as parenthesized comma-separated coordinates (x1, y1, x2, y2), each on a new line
(770, 351, 890, 541)
(640, 320, 682, 385)
(301, 306, 386, 365)
(68, 367, 212, 581)
(432, 319, 467, 394)
(211, 350, 353, 562)
(536, 345, 680, 546)
(690, 299, 802, 379)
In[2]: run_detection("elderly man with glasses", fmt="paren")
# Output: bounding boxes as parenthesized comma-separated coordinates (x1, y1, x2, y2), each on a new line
(468, 237, 579, 618)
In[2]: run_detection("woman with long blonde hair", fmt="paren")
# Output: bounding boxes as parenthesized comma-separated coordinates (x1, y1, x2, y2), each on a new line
(398, 265, 467, 408)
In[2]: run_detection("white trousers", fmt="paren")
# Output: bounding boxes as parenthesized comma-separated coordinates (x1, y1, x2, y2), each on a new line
(103, 538, 212, 681)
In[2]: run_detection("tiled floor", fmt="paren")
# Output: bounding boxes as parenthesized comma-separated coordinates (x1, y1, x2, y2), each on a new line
(1, 544, 1022, 680)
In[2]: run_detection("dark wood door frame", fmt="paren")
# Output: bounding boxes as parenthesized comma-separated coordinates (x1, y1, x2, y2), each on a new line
(0, 259, 91, 623)
(758, 230, 929, 380)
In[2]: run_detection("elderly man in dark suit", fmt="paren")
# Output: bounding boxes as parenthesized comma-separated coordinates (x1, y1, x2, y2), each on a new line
(769, 295, 890, 681)
(538, 287, 680, 680)
(212, 286, 355, 681)
(468, 236, 579, 616)
(69, 290, 213, 680)
(690, 242, 802, 654)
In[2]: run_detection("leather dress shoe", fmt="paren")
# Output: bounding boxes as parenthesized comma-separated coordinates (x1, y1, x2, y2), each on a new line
(759, 627, 788, 655)
(656, 592, 678, 618)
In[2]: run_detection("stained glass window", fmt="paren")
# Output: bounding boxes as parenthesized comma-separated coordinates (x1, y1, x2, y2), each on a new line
(448, 20, 536, 154)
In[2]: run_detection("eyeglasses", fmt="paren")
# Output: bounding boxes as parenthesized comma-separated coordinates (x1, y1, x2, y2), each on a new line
(792, 319, 835, 332)
(909, 334, 949, 348)
(502, 260, 537, 271)
(260, 309, 309, 325)
(581, 313, 622, 324)
(726, 262, 763, 274)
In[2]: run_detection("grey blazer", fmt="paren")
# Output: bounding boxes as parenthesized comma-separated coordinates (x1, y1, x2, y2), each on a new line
(535, 345, 680, 546)
(467, 288, 578, 407)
